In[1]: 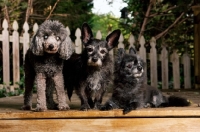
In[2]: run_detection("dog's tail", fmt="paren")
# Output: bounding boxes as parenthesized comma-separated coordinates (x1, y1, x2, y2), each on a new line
(167, 96, 191, 106)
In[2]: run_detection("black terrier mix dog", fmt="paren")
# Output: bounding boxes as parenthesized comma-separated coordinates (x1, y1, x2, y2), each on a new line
(63, 23, 121, 110)
(101, 47, 190, 114)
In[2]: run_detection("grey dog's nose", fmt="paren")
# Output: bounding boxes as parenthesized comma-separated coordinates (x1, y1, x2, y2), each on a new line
(137, 65, 142, 71)
(49, 44, 54, 50)
(92, 57, 98, 62)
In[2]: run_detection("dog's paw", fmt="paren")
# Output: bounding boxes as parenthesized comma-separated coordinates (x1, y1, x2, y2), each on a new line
(123, 106, 136, 115)
(35, 107, 47, 112)
(99, 104, 113, 111)
(123, 108, 132, 115)
(21, 105, 32, 110)
(80, 104, 91, 111)
(58, 105, 70, 111)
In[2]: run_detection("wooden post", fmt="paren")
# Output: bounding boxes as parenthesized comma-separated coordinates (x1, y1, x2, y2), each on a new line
(192, 6, 200, 88)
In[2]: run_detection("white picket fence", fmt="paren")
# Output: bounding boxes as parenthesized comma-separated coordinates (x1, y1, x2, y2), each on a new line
(0, 19, 192, 91)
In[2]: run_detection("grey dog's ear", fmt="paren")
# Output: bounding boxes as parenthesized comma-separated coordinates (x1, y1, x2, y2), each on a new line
(106, 29, 121, 50)
(81, 22, 93, 45)
(129, 47, 137, 55)
(58, 36, 74, 60)
(30, 34, 44, 56)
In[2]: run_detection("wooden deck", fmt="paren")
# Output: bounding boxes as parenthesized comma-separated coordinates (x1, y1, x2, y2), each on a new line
(0, 90, 200, 132)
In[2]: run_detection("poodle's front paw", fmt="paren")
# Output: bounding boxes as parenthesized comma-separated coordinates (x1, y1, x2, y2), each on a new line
(21, 105, 32, 110)
(35, 107, 47, 112)
(80, 104, 91, 111)
(58, 104, 70, 111)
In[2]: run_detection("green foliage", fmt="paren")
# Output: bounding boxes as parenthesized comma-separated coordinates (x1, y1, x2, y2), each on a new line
(0, 86, 24, 98)
(120, 0, 194, 57)
(91, 14, 120, 39)
(49, 0, 94, 41)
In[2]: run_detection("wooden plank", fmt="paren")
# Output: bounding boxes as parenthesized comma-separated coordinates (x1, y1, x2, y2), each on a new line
(0, 118, 200, 132)
(1, 107, 200, 119)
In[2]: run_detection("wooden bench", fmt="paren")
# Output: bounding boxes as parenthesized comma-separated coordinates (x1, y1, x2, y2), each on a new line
(0, 91, 200, 131)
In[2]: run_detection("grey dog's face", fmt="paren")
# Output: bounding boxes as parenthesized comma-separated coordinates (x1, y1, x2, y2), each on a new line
(120, 54, 144, 78)
(85, 40, 108, 67)
(43, 34, 61, 54)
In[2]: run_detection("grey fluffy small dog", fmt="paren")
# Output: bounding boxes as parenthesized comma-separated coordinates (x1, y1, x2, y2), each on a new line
(101, 47, 190, 114)
(21, 20, 73, 112)
(63, 23, 121, 110)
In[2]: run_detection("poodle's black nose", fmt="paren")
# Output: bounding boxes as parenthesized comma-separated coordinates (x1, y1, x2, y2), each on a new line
(92, 57, 98, 62)
(137, 65, 142, 71)
(49, 44, 54, 50)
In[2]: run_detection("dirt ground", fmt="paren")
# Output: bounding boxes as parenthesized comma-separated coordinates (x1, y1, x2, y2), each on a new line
(0, 90, 200, 113)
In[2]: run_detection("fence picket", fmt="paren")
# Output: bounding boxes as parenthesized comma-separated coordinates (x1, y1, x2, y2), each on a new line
(171, 50, 180, 89)
(128, 34, 135, 52)
(161, 45, 169, 89)
(75, 28, 82, 54)
(12, 20, 20, 89)
(22, 22, 30, 60)
(96, 30, 102, 40)
(118, 33, 124, 49)
(149, 37, 157, 88)
(139, 36, 147, 84)
(182, 52, 191, 89)
(2, 19, 10, 86)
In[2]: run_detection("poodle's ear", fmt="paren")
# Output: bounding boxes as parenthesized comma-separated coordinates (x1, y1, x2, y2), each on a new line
(58, 36, 74, 60)
(106, 29, 121, 50)
(81, 22, 93, 45)
(129, 47, 137, 55)
(30, 34, 44, 56)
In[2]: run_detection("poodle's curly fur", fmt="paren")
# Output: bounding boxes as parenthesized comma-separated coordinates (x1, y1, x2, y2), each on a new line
(21, 20, 73, 112)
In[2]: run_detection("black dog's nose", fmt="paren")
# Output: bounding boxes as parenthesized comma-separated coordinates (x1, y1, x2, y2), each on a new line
(92, 57, 98, 62)
(49, 44, 54, 50)
(137, 66, 142, 71)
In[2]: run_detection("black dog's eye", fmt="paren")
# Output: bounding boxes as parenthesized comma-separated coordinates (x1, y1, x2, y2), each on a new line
(44, 35, 48, 39)
(56, 36, 60, 41)
(126, 64, 132, 68)
(100, 49, 106, 54)
(87, 48, 93, 52)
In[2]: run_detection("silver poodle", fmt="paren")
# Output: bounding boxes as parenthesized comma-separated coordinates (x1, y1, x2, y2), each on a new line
(21, 20, 73, 112)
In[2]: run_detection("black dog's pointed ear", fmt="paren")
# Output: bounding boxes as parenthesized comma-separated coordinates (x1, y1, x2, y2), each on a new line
(117, 48, 125, 57)
(129, 47, 137, 55)
(81, 22, 93, 44)
(106, 29, 121, 50)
